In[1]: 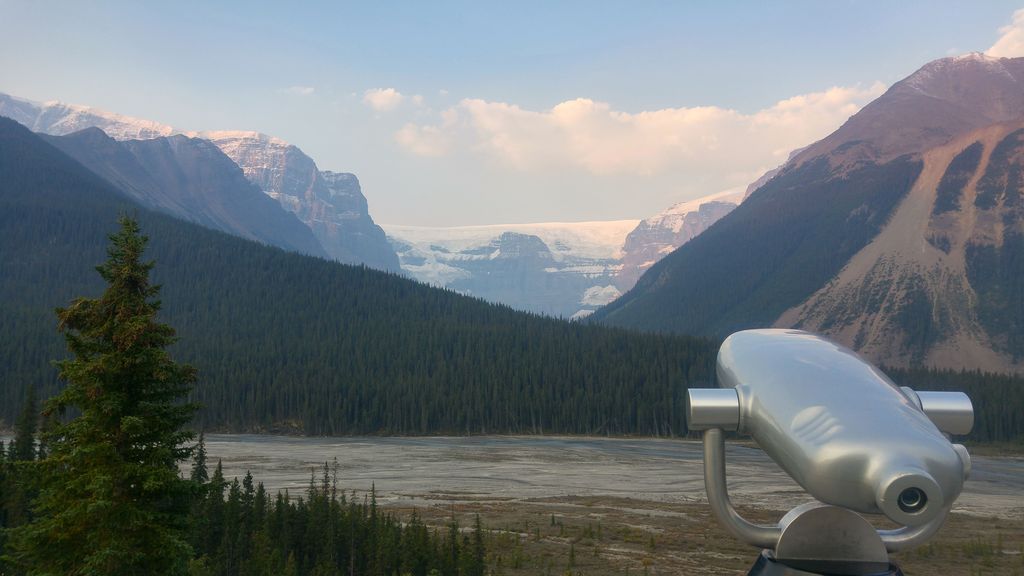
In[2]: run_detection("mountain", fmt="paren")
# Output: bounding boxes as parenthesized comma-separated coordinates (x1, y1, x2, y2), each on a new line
(0, 92, 398, 271)
(797, 54, 1024, 164)
(42, 128, 326, 257)
(2, 115, 1019, 442)
(614, 159, 794, 292)
(197, 131, 400, 271)
(384, 220, 637, 317)
(777, 122, 1024, 369)
(616, 190, 743, 291)
(0, 116, 715, 435)
(386, 188, 758, 318)
(595, 54, 1024, 372)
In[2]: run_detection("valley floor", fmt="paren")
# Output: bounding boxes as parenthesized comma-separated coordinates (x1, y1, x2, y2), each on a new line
(202, 434, 1024, 575)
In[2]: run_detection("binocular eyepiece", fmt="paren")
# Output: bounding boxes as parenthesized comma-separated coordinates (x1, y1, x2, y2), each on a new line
(686, 329, 974, 575)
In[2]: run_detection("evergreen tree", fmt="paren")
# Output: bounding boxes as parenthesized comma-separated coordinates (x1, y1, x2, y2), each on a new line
(9, 385, 38, 463)
(201, 461, 228, 561)
(469, 515, 486, 576)
(189, 435, 211, 562)
(3, 384, 42, 543)
(6, 217, 198, 575)
(0, 440, 6, 567)
(191, 432, 209, 484)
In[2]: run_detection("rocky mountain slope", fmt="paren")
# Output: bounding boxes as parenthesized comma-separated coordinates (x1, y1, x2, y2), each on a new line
(200, 131, 398, 270)
(596, 53, 1024, 372)
(0, 92, 397, 270)
(43, 128, 325, 257)
(777, 122, 1024, 369)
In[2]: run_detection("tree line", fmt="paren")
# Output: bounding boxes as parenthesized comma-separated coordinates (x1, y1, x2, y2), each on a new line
(186, 444, 484, 576)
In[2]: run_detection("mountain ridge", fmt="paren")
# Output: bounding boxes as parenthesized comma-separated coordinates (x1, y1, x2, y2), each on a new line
(42, 128, 327, 257)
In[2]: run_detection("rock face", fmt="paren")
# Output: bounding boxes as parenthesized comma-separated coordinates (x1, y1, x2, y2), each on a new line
(0, 92, 398, 270)
(43, 128, 326, 257)
(616, 191, 742, 291)
(385, 220, 637, 318)
(596, 54, 1024, 372)
(777, 123, 1024, 370)
(199, 131, 399, 271)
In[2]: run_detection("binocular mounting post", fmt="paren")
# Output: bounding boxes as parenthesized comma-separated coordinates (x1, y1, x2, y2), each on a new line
(702, 428, 948, 576)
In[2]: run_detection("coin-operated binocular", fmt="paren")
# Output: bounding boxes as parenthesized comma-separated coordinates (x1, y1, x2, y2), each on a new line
(687, 330, 973, 576)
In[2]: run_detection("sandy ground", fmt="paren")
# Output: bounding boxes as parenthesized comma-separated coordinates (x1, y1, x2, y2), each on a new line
(200, 435, 1024, 575)
(3, 433, 1018, 573)
(200, 434, 1023, 520)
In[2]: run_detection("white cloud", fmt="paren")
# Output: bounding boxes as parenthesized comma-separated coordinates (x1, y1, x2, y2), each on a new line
(396, 124, 450, 156)
(395, 83, 886, 182)
(363, 87, 405, 111)
(394, 109, 458, 156)
(362, 88, 426, 111)
(987, 9, 1024, 57)
(280, 86, 315, 96)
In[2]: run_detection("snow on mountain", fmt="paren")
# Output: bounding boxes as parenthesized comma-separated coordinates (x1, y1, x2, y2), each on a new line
(616, 189, 744, 290)
(385, 220, 637, 260)
(580, 285, 622, 306)
(0, 93, 176, 140)
(641, 189, 744, 234)
(384, 220, 637, 317)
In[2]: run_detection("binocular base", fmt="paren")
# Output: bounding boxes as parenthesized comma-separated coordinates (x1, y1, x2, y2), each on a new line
(746, 551, 904, 576)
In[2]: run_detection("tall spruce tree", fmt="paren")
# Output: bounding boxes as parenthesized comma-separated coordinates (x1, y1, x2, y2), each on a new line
(9, 385, 38, 463)
(3, 384, 42, 544)
(0, 440, 6, 562)
(6, 217, 198, 575)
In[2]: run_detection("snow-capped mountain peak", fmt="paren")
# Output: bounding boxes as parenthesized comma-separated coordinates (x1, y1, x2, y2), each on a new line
(0, 93, 177, 140)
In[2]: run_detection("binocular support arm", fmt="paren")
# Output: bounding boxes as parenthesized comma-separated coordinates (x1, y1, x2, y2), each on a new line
(877, 508, 950, 552)
(703, 428, 782, 548)
(702, 427, 951, 554)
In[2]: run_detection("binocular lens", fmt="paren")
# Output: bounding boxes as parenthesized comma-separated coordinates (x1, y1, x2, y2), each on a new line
(897, 487, 927, 513)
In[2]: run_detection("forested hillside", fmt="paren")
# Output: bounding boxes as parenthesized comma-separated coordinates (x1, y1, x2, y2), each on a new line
(0, 117, 716, 436)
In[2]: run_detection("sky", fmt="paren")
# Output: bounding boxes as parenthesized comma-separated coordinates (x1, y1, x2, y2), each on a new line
(3, 1, 1024, 226)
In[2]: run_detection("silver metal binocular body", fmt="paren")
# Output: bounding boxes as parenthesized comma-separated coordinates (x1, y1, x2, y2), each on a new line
(687, 329, 974, 559)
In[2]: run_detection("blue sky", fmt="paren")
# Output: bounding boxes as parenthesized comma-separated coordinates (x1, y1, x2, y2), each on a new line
(2, 1, 1023, 225)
